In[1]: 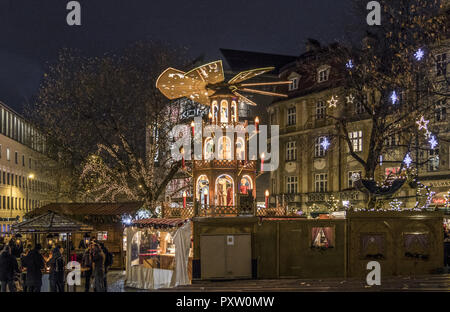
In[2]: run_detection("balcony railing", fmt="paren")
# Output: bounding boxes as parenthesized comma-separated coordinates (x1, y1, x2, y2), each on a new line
(194, 160, 257, 170)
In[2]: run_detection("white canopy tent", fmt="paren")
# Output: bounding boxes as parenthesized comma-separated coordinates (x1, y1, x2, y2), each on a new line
(124, 219, 192, 290)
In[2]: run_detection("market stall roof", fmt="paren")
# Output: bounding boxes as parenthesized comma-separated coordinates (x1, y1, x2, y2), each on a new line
(25, 202, 144, 218)
(129, 218, 187, 229)
(12, 211, 94, 234)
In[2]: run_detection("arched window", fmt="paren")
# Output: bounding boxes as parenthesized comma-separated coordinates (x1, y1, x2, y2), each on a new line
(212, 101, 218, 122)
(218, 136, 232, 160)
(196, 175, 209, 205)
(215, 174, 234, 206)
(239, 175, 253, 195)
(236, 137, 245, 160)
(231, 101, 237, 122)
(220, 100, 228, 123)
(204, 137, 214, 160)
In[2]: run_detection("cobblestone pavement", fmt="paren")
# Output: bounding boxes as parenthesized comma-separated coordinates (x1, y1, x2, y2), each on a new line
(104, 270, 450, 292)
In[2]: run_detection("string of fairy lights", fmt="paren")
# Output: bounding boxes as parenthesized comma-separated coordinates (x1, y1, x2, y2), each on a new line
(309, 48, 443, 212)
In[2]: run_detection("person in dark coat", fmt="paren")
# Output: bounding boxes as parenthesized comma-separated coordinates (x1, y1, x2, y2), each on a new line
(0, 245, 19, 292)
(99, 242, 111, 291)
(92, 244, 105, 292)
(20, 246, 31, 292)
(47, 246, 65, 292)
(82, 245, 93, 292)
(22, 244, 45, 292)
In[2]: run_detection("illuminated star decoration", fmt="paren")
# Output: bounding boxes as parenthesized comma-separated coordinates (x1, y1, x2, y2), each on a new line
(414, 48, 425, 61)
(327, 96, 338, 108)
(321, 137, 330, 150)
(428, 135, 438, 149)
(346, 94, 355, 104)
(390, 91, 398, 104)
(403, 153, 412, 168)
(346, 59, 354, 69)
(416, 116, 429, 131)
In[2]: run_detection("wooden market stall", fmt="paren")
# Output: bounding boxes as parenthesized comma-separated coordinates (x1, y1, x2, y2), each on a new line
(23, 202, 144, 269)
(124, 218, 192, 290)
(12, 211, 94, 292)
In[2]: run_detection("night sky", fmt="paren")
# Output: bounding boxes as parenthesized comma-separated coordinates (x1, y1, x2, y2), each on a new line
(0, 0, 360, 113)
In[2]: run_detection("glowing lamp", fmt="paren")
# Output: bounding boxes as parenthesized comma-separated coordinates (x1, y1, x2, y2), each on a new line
(190, 121, 195, 136)
(260, 152, 265, 172)
(255, 117, 260, 132)
(265, 190, 269, 209)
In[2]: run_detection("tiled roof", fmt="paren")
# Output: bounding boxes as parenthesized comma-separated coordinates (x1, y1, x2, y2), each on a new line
(130, 218, 187, 228)
(12, 211, 93, 233)
(26, 202, 144, 218)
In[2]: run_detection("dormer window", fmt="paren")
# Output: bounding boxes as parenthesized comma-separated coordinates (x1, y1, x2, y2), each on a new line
(287, 73, 300, 91)
(289, 77, 299, 91)
(317, 65, 330, 83)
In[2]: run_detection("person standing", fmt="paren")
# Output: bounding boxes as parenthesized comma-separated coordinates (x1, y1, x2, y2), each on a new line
(20, 246, 31, 292)
(99, 242, 113, 291)
(0, 245, 19, 292)
(92, 244, 105, 292)
(22, 244, 45, 292)
(82, 245, 93, 292)
(47, 246, 65, 292)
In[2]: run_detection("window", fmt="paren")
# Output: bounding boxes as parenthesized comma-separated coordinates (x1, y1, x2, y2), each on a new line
(270, 113, 276, 125)
(271, 178, 276, 194)
(428, 148, 439, 171)
(6, 148, 10, 161)
(435, 99, 447, 122)
(22, 155, 25, 167)
(29, 157, 31, 169)
(315, 173, 328, 192)
(311, 227, 334, 249)
(0, 145, 2, 159)
(436, 53, 447, 77)
(385, 133, 399, 147)
(97, 231, 108, 241)
(315, 136, 327, 157)
(318, 68, 330, 83)
(287, 107, 296, 126)
(316, 101, 326, 119)
(348, 171, 362, 188)
(348, 131, 363, 152)
(286, 176, 298, 194)
(289, 77, 299, 91)
(355, 101, 365, 114)
(286, 141, 297, 161)
(14, 152, 17, 164)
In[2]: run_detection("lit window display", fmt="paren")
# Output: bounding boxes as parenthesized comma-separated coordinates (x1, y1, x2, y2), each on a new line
(220, 100, 228, 123)
(239, 175, 253, 195)
(216, 174, 234, 206)
(204, 137, 214, 160)
(212, 100, 218, 122)
(130, 230, 175, 268)
(218, 136, 232, 160)
(311, 227, 334, 249)
(196, 175, 209, 205)
(236, 137, 245, 160)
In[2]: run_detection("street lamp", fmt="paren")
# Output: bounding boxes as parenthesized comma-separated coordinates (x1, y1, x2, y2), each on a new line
(265, 190, 270, 209)
(27, 173, 35, 213)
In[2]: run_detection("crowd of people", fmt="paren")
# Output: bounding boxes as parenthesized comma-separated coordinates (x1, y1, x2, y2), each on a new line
(0, 236, 113, 292)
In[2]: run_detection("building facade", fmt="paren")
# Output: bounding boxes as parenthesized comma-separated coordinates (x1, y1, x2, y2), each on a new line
(0, 102, 56, 234)
(269, 37, 449, 212)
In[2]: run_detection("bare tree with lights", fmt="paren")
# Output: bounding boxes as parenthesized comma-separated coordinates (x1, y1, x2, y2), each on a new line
(27, 41, 192, 213)
(327, 0, 449, 208)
